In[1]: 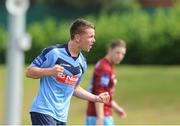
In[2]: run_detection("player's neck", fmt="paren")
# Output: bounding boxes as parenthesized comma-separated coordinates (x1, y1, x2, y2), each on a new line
(105, 55, 114, 65)
(68, 40, 80, 57)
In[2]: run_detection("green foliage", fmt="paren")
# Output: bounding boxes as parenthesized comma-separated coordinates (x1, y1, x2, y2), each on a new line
(26, 18, 69, 62)
(0, 3, 180, 64)
(0, 26, 7, 63)
(39, 0, 138, 11)
(86, 5, 180, 64)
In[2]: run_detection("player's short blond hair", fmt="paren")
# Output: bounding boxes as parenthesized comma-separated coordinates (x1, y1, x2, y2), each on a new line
(109, 39, 126, 49)
(70, 18, 95, 39)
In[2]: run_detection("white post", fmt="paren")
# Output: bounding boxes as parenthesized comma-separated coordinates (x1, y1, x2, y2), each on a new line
(5, 0, 30, 124)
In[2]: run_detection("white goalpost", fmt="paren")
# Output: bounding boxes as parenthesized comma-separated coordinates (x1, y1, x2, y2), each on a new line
(5, 0, 31, 124)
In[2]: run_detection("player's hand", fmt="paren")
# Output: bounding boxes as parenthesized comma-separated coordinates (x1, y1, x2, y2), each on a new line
(50, 64, 64, 76)
(96, 92, 110, 103)
(117, 108, 127, 119)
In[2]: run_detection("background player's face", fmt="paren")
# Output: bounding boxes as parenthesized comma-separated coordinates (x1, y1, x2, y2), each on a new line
(79, 28, 95, 52)
(110, 46, 126, 64)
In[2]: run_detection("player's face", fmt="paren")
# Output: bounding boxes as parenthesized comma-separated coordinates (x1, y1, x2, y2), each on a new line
(110, 46, 126, 64)
(79, 28, 95, 52)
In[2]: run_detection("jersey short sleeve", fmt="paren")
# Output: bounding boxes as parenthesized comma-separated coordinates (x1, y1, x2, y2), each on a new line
(31, 47, 58, 68)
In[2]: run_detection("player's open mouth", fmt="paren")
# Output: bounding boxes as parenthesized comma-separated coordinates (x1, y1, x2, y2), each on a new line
(90, 45, 93, 48)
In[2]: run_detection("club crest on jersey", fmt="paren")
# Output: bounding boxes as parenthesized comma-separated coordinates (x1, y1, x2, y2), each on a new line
(56, 74, 79, 86)
(100, 75, 110, 87)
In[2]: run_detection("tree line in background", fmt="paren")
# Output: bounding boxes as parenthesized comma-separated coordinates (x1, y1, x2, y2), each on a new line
(0, 0, 137, 11)
(30, 0, 137, 11)
(0, 1, 180, 64)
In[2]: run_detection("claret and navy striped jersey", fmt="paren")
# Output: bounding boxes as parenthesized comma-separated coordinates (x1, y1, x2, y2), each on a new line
(86, 58, 116, 116)
(30, 43, 87, 122)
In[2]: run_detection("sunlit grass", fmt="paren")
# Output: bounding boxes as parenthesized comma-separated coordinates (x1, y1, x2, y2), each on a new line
(0, 65, 180, 124)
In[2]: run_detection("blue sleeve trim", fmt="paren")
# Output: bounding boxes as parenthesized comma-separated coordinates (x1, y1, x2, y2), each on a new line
(31, 44, 65, 67)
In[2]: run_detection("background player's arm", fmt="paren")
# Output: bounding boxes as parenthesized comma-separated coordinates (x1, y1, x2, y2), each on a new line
(95, 102, 104, 125)
(112, 100, 127, 118)
(73, 85, 110, 103)
(26, 65, 64, 79)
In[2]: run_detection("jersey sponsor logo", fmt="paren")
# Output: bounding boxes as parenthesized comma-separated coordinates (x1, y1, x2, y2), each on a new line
(56, 74, 79, 86)
(100, 75, 110, 87)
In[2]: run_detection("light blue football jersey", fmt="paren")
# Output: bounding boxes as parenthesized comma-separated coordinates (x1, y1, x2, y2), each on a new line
(30, 44, 87, 122)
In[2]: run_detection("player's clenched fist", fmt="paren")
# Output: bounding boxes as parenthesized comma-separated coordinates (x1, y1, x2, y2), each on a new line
(50, 64, 64, 76)
(96, 92, 110, 103)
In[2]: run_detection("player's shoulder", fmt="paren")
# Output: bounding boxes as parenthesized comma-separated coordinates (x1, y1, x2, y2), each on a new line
(95, 58, 109, 69)
(42, 43, 66, 55)
(78, 53, 87, 74)
(79, 52, 87, 65)
(79, 52, 87, 63)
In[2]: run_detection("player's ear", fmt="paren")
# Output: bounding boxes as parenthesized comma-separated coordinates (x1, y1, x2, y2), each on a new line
(108, 47, 112, 53)
(74, 34, 80, 42)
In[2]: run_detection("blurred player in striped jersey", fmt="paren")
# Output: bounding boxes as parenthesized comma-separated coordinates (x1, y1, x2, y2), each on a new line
(86, 39, 127, 125)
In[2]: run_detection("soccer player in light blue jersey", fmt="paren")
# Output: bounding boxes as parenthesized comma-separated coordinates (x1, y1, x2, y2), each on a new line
(26, 18, 110, 125)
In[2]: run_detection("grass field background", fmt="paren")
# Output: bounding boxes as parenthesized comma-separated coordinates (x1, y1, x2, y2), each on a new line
(0, 65, 180, 124)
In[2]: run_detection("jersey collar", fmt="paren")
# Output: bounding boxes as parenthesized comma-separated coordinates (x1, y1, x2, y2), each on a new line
(65, 43, 80, 60)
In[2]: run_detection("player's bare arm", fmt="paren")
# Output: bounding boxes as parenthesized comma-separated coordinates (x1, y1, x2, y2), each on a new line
(26, 64, 64, 79)
(73, 85, 110, 103)
(95, 102, 104, 125)
(112, 100, 127, 118)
